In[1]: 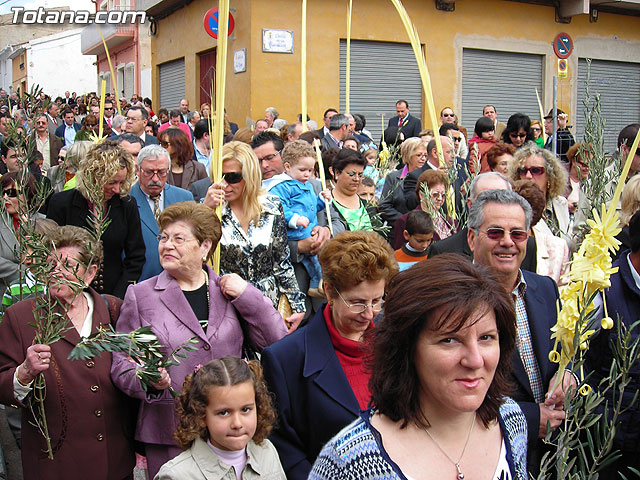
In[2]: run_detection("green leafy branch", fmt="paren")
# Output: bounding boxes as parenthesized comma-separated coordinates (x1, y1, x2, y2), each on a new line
(69, 325, 199, 398)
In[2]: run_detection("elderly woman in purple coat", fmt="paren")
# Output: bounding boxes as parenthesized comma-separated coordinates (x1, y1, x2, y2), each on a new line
(110, 201, 287, 479)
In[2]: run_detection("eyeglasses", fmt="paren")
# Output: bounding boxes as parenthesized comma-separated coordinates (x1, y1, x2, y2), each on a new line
(140, 168, 169, 179)
(532, 127, 542, 132)
(481, 227, 528, 243)
(222, 172, 243, 184)
(443, 113, 455, 118)
(58, 156, 65, 161)
(509, 132, 527, 139)
(3, 188, 18, 198)
(343, 171, 364, 179)
(415, 153, 428, 158)
(126, 116, 142, 122)
(336, 289, 385, 314)
(159, 141, 172, 148)
(85, 123, 97, 127)
(259, 151, 281, 163)
(517, 166, 546, 177)
(451, 137, 461, 143)
(156, 233, 198, 245)
(104, 107, 114, 110)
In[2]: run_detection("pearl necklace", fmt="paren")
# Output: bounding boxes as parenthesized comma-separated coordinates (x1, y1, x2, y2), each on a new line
(422, 412, 476, 480)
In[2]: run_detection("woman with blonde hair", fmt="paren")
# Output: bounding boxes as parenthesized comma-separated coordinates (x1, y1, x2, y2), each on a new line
(48, 140, 92, 192)
(204, 141, 306, 329)
(379, 137, 428, 237)
(507, 143, 570, 241)
(47, 140, 145, 298)
(612, 175, 640, 260)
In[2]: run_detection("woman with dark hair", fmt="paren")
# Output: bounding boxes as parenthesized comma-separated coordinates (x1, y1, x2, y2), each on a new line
(73, 113, 99, 141)
(262, 231, 398, 479)
(502, 113, 534, 149)
(0, 172, 41, 296)
(310, 254, 527, 480)
(159, 128, 207, 190)
(145, 120, 159, 137)
(468, 116, 497, 173)
(328, 148, 377, 233)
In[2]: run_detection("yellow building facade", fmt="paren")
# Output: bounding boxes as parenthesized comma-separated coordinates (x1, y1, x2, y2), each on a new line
(148, 0, 640, 140)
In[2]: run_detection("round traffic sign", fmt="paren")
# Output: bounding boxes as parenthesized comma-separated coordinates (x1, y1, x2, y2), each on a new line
(203, 7, 235, 39)
(553, 32, 573, 59)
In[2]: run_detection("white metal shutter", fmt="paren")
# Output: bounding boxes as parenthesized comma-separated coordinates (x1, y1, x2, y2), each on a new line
(116, 66, 124, 98)
(461, 48, 543, 137)
(124, 62, 135, 100)
(340, 40, 422, 143)
(576, 58, 640, 153)
(159, 58, 185, 111)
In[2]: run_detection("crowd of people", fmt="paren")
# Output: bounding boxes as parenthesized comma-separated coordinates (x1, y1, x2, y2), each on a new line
(0, 86, 639, 480)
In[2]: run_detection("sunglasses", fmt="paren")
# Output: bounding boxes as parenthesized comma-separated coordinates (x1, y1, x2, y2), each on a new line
(510, 132, 527, 139)
(483, 227, 528, 243)
(517, 166, 546, 177)
(222, 172, 243, 184)
(3, 188, 18, 198)
(85, 123, 97, 127)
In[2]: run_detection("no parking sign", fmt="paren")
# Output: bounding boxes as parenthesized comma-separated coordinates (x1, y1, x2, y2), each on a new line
(203, 7, 235, 39)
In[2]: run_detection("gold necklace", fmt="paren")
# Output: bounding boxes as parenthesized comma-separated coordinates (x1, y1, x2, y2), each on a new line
(422, 412, 476, 480)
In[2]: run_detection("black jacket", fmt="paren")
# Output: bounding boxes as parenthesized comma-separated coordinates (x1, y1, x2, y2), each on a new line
(46, 189, 145, 298)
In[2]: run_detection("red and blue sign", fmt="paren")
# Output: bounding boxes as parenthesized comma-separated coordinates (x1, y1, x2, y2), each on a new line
(203, 7, 235, 39)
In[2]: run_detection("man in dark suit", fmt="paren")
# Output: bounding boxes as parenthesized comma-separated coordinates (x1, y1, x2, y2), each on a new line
(315, 108, 338, 139)
(45, 102, 60, 136)
(54, 108, 81, 146)
(129, 144, 194, 281)
(387, 99, 421, 139)
(320, 113, 348, 151)
(467, 189, 575, 474)
(124, 105, 158, 145)
(429, 172, 537, 272)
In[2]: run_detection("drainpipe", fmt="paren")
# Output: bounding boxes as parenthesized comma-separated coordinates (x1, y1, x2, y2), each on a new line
(135, 23, 140, 97)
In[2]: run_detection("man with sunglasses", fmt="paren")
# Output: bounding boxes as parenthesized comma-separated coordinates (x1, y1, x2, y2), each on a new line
(103, 100, 115, 129)
(428, 172, 537, 271)
(129, 144, 193, 281)
(468, 189, 575, 475)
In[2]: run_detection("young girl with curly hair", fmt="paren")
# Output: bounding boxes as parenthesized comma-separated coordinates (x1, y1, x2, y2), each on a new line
(155, 357, 285, 480)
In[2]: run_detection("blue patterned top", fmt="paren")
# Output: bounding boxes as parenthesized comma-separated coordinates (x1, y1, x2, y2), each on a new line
(309, 397, 528, 480)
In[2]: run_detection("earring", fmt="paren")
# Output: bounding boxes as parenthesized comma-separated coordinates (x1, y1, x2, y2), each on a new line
(329, 301, 334, 306)
(202, 257, 206, 262)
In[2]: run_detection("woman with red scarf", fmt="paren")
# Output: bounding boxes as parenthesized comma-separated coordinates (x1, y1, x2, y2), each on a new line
(261, 231, 398, 480)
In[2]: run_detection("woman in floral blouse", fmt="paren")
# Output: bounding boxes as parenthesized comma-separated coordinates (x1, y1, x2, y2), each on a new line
(205, 141, 305, 328)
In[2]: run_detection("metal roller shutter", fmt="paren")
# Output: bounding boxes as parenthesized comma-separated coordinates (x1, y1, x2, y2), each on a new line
(340, 40, 422, 143)
(124, 62, 135, 100)
(461, 48, 543, 137)
(576, 58, 640, 153)
(159, 58, 185, 111)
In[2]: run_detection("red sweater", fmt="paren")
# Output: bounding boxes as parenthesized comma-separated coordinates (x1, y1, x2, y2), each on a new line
(324, 305, 372, 410)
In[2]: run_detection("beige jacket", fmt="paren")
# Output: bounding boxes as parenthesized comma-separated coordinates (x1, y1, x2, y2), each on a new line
(155, 437, 286, 480)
